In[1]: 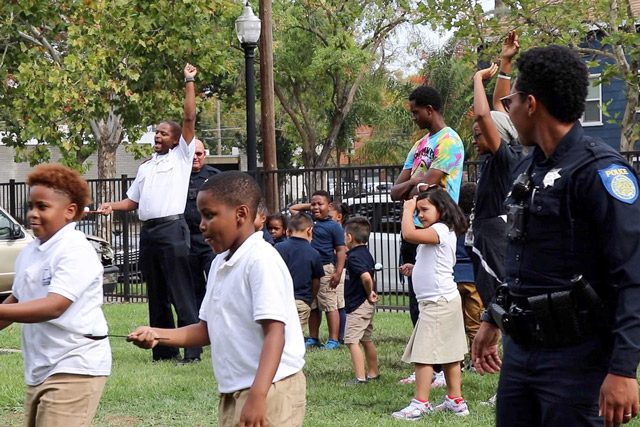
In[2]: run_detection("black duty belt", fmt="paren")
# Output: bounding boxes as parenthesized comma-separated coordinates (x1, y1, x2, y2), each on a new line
(142, 214, 184, 228)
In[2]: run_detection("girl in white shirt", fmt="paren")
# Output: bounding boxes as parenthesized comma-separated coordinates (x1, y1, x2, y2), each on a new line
(392, 186, 469, 421)
(0, 164, 111, 427)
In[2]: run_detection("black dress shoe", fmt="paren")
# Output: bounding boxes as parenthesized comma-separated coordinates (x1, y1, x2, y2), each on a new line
(152, 355, 182, 363)
(178, 357, 202, 365)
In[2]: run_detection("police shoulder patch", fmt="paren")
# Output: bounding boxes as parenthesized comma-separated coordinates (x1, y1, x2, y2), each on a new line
(597, 164, 639, 204)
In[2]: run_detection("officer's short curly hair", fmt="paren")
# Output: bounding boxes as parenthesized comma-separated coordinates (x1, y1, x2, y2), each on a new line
(409, 86, 443, 112)
(515, 45, 588, 123)
(27, 164, 91, 221)
(199, 171, 261, 221)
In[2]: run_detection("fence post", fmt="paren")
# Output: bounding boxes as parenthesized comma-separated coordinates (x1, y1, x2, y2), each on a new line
(121, 174, 131, 302)
(9, 179, 16, 218)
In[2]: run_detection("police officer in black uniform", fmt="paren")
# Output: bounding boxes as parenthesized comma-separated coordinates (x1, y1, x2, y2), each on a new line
(185, 138, 219, 309)
(472, 45, 640, 427)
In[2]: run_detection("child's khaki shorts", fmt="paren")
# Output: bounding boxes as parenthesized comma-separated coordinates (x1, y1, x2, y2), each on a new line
(344, 300, 375, 344)
(218, 370, 306, 426)
(311, 264, 339, 312)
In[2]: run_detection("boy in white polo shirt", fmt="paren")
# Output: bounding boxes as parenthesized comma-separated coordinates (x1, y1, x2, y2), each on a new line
(128, 171, 306, 427)
(0, 164, 111, 427)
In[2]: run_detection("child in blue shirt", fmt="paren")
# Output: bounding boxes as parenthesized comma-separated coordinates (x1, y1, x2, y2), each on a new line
(275, 214, 324, 336)
(343, 217, 379, 385)
(268, 212, 288, 244)
(291, 190, 347, 349)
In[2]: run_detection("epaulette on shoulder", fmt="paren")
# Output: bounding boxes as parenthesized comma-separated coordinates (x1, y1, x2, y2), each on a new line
(583, 136, 617, 156)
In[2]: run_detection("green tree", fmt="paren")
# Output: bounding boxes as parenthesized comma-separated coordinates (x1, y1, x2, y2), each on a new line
(417, 0, 640, 150)
(0, 0, 238, 178)
(420, 44, 475, 156)
(344, 70, 415, 165)
(272, 0, 412, 168)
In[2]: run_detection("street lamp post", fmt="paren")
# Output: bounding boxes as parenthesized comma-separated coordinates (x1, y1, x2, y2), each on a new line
(235, 2, 261, 173)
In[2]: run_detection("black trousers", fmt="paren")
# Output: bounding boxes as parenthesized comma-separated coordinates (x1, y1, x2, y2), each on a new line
(188, 231, 216, 310)
(400, 238, 419, 326)
(497, 335, 608, 426)
(139, 219, 201, 360)
(470, 216, 508, 306)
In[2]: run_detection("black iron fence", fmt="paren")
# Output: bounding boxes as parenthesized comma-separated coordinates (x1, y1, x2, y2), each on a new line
(3, 151, 639, 308)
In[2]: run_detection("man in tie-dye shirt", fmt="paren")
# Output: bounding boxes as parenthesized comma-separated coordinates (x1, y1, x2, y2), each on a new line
(391, 85, 465, 203)
(391, 86, 465, 364)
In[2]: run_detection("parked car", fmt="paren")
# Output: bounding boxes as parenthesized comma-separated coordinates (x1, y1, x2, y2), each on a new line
(344, 192, 402, 233)
(0, 206, 118, 300)
(362, 180, 395, 194)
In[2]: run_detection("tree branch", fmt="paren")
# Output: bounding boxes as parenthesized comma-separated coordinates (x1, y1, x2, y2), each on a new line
(27, 25, 63, 65)
(572, 46, 620, 62)
(293, 83, 318, 148)
(274, 83, 309, 144)
(290, 25, 329, 46)
(17, 30, 43, 47)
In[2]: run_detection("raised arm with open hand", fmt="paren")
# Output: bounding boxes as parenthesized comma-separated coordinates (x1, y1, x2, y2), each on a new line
(494, 31, 520, 112)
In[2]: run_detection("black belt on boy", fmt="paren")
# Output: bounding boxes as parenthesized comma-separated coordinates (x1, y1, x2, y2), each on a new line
(141, 214, 184, 228)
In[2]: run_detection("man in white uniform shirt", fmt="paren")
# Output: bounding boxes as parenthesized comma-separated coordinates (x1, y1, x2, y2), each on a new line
(99, 63, 201, 362)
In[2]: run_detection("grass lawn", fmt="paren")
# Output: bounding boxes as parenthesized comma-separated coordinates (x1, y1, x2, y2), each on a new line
(1, 303, 500, 426)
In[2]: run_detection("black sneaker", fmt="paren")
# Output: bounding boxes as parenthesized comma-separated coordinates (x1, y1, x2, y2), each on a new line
(178, 357, 202, 365)
(152, 355, 182, 363)
(344, 377, 368, 386)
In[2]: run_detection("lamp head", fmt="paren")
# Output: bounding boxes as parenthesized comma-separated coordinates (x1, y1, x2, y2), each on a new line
(235, 2, 261, 44)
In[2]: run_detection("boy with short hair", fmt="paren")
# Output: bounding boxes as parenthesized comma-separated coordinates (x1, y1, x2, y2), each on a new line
(254, 199, 275, 245)
(128, 171, 306, 427)
(306, 190, 347, 350)
(1, 163, 111, 427)
(343, 217, 380, 384)
(275, 213, 324, 335)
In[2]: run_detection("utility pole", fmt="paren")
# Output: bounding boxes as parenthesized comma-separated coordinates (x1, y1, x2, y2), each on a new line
(259, 0, 278, 212)
(216, 98, 222, 155)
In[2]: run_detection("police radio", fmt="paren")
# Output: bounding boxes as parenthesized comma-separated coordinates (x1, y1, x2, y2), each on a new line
(506, 172, 531, 240)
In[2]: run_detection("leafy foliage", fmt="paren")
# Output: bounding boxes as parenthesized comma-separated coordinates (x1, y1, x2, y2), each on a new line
(0, 0, 238, 176)
(416, 0, 640, 150)
(272, 0, 412, 167)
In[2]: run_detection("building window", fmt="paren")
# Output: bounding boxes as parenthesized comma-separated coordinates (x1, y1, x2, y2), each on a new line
(582, 74, 602, 126)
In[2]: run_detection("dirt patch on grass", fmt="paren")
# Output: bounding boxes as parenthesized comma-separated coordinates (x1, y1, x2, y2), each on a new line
(0, 409, 23, 427)
(102, 415, 142, 426)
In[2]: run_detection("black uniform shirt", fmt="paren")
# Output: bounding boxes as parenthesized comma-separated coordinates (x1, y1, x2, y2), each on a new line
(275, 237, 324, 304)
(344, 245, 375, 313)
(474, 140, 522, 220)
(504, 123, 640, 377)
(184, 164, 220, 233)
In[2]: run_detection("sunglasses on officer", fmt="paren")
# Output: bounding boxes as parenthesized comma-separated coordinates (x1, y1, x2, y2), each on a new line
(500, 91, 525, 113)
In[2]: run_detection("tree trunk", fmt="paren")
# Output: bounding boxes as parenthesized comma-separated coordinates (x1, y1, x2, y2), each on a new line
(619, 81, 639, 151)
(90, 109, 123, 240)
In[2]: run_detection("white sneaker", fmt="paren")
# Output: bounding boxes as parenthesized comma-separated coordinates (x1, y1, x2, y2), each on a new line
(435, 396, 470, 416)
(391, 399, 433, 421)
(398, 371, 416, 384)
(431, 371, 447, 388)
(480, 393, 497, 406)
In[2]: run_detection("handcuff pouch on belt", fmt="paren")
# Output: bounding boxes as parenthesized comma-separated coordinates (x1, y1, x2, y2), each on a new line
(488, 276, 608, 347)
